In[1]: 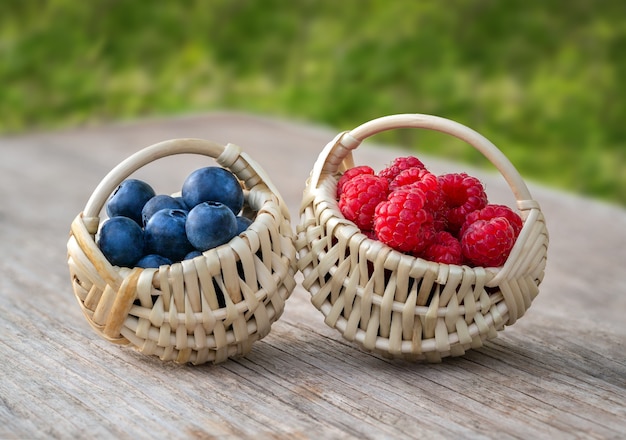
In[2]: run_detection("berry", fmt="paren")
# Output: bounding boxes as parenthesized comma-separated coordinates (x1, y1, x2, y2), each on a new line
(362, 229, 378, 240)
(97, 216, 145, 267)
(182, 167, 244, 215)
(461, 217, 516, 267)
(136, 254, 172, 269)
(186, 201, 238, 251)
(339, 174, 389, 230)
(438, 173, 488, 235)
(391, 168, 447, 231)
(374, 188, 436, 254)
(141, 194, 187, 226)
(325, 154, 525, 267)
(336, 165, 375, 198)
(184, 250, 203, 260)
(389, 167, 432, 191)
(235, 215, 254, 235)
(419, 231, 463, 265)
(106, 179, 156, 225)
(378, 156, 426, 183)
(460, 204, 523, 238)
(144, 209, 195, 262)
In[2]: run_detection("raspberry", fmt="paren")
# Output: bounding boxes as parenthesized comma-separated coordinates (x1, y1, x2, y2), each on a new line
(374, 188, 435, 254)
(419, 231, 463, 265)
(461, 217, 516, 267)
(339, 174, 389, 230)
(438, 173, 488, 235)
(336, 165, 375, 198)
(362, 229, 378, 240)
(378, 156, 426, 183)
(391, 168, 447, 231)
(460, 204, 523, 239)
(389, 167, 433, 191)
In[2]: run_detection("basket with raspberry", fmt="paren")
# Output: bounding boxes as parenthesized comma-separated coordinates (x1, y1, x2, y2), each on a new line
(297, 114, 549, 362)
(67, 139, 297, 365)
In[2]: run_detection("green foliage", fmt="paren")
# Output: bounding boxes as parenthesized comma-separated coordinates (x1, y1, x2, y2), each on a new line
(1, 0, 625, 204)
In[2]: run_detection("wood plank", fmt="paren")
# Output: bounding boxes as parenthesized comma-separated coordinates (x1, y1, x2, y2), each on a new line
(1, 112, 625, 439)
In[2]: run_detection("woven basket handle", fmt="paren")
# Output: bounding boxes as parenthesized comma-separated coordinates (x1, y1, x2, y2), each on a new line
(309, 114, 537, 209)
(83, 138, 288, 219)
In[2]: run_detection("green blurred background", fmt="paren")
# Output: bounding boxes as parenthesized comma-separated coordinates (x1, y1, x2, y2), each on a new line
(1, 0, 625, 205)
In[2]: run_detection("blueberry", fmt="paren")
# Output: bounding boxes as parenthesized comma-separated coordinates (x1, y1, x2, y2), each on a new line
(235, 215, 254, 235)
(184, 250, 203, 260)
(141, 194, 187, 226)
(186, 201, 237, 251)
(181, 167, 244, 215)
(97, 216, 145, 267)
(144, 209, 195, 262)
(136, 254, 172, 268)
(106, 179, 156, 225)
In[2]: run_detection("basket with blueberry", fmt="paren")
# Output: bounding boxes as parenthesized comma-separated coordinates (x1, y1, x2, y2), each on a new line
(296, 114, 549, 362)
(67, 139, 297, 364)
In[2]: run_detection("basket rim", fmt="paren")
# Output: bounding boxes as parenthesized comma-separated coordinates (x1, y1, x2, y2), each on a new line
(302, 173, 545, 283)
(70, 183, 292, 285)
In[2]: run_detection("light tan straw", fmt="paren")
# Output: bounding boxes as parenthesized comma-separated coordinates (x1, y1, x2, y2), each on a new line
(67, 139, 297, 364)
(297, 114, 548, 361)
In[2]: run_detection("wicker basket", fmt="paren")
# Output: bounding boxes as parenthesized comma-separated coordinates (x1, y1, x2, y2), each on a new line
(67, 139, 297, 364)
(296, 114, 548, 362)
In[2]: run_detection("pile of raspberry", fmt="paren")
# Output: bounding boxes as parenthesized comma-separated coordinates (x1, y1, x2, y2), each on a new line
(336, 156, 523, 267)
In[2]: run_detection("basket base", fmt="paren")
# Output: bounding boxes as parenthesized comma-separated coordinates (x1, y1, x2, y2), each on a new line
(316, 295, 505, 362)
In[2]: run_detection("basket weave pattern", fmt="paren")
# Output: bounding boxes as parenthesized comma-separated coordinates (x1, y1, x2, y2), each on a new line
(67, 139, 297, 364)
(296, 114, 548, 362)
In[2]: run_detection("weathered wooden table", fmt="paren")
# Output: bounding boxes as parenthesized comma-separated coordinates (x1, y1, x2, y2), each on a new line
(1, 113, 625, 439)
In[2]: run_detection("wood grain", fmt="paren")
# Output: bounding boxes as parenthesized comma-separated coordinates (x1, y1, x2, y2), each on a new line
(1, 113, 624, 439)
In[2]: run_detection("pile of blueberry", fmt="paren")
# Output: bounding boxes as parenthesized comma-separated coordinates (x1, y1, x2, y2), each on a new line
(97, 167, 253, 268)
